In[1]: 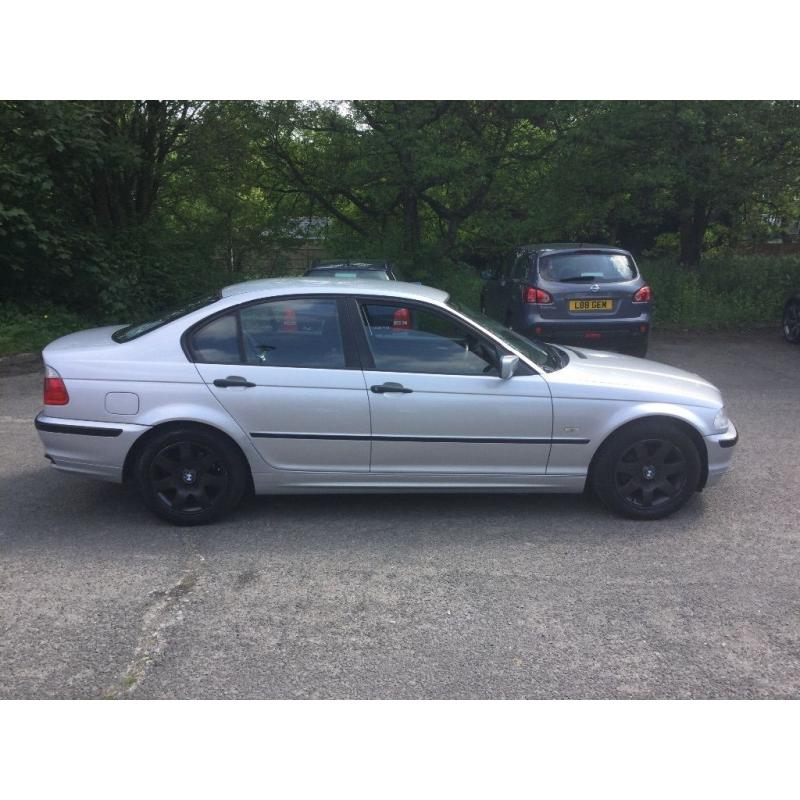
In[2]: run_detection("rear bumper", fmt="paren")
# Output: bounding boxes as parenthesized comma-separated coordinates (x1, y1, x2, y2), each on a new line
(519, 316, 650, 350)
(35, 412, 149, 482)
(704, 422, 738, 488)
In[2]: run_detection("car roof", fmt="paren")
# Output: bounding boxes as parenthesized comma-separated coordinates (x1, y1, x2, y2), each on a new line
(221, 277, 448, 304)
(520, 243, 632, 256)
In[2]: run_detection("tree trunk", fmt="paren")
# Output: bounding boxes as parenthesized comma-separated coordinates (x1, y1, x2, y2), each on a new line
(679, 198, 709, 267)
(402, 192, 421, 275)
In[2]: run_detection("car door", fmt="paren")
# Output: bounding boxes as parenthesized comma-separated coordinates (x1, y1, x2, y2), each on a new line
(351, 298, 553, 475)
(188, 295, 371, 472)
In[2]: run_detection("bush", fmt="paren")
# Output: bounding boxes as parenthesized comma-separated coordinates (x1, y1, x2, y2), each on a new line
(641, 255, 800, 329)
(0, 304, 93, 357)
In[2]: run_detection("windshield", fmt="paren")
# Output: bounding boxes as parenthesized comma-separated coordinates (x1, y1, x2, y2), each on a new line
(112, 294, 222, 342)
(447, 299, 566, 372)
(539, 252, 636, 283)
(307, 269, 390, 280)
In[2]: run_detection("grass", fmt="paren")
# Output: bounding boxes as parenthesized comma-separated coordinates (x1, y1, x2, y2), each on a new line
(0, 305, 94, 358)
(642, 254, 800, 330)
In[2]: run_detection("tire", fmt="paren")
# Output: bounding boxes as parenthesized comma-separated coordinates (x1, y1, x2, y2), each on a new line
(783, 299, 800, 344)
(135, 426, 248, 525)
(626, 337, 649, 358)
(590, 420, 701, 520)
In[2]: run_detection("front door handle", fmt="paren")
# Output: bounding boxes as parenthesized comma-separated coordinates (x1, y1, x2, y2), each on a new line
(213, 376, 256, 388)
(370, 382, 413, 394)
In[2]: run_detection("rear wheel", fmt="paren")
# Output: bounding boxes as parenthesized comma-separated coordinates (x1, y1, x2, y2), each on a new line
(591, 420, 701, 520)
(135, 427, 248, 525)
(783, 300, 800, 344)
(626, 337, 649, 358)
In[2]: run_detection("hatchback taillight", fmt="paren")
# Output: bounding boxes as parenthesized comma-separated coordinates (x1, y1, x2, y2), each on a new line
(633, 285, 652, 303)
(393, 307, 411, 329)
(43, 365, 69, 405)
(523, 286, 553, 304)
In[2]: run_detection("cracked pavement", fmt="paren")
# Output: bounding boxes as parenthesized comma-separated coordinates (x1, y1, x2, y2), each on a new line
(0, 331, 798, 698)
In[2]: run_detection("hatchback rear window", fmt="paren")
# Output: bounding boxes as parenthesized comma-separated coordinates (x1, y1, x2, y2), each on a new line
(538, 252, 636, 283)
(306, 269, 389, 280)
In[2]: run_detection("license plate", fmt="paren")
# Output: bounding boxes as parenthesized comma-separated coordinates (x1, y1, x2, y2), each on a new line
(569, 299, 613, 312)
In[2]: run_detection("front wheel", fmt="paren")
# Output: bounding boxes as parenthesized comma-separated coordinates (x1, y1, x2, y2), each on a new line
(135, 426, 248, 525)
(590, 421, 701, 520)
(783, 300, 800, 344)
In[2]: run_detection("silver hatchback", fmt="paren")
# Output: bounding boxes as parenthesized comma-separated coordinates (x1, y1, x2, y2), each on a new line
(35, 278, 737, 524)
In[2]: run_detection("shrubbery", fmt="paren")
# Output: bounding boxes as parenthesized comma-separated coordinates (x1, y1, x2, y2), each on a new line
(642, 255, 800, 329)
(3, 254, 798, 358)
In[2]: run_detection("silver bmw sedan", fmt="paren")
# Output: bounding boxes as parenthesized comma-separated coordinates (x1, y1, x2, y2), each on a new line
(35, 278, 737, 524)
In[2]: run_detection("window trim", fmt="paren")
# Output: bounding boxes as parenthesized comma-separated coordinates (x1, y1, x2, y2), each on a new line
(181, 294, 360, 371)
(348, 296, 534, 378)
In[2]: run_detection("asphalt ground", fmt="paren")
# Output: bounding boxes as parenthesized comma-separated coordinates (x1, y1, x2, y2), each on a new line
(0, 331, 798, 698)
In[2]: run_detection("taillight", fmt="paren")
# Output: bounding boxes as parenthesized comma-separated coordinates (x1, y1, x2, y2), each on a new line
(43, 365, 69, 405)
(523, 286, 553, 304)
(633, 285, 652, 303)
(393, 307, 410, 329)
(281, 307, 298, 330)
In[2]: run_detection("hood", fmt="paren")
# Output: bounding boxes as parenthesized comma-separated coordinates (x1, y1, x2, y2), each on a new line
(545, 346, 722, 409)
(42, 325, 124, 353)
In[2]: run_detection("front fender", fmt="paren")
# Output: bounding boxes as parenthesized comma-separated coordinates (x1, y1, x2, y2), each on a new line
(547, 399, 714, 476)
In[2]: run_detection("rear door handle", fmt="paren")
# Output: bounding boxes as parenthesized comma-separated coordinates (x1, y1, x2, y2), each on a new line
(213, 376, 256, 388)
(370, 382, 413, 394)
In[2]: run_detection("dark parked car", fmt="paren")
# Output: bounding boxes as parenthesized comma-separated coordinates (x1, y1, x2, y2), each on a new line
(304, 260, 397, 280)
(783, 291, 800, 344)
(480, 244, 652, 357)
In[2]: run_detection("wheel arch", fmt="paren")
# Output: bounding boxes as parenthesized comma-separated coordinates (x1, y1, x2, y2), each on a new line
(122, 420, 255, 492)
(588, 413, 709, 491)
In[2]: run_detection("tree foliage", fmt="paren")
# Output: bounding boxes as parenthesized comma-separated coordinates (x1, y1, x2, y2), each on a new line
(1, 100, 799, 322)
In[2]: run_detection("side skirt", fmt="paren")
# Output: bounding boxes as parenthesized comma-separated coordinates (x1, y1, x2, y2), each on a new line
(251, 472, 587, 495)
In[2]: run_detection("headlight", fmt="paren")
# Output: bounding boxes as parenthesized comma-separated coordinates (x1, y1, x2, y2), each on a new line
(714, 407, 729, 431)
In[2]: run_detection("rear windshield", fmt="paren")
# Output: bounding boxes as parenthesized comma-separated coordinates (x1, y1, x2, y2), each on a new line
(538, 252, 636, 283)
(112, 294, 222, 342)
(306, 269, 389, 280)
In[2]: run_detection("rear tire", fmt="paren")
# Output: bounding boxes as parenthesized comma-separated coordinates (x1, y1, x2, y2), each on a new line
(783, 300, 800, 344)
(626, 337, 649, 358)
(590, 420, 701, 520)
(135, 426, 248, 525)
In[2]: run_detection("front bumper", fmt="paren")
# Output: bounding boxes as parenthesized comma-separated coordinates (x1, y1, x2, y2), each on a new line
(704, 421, 738, 488)
(35, 412, 149, 482)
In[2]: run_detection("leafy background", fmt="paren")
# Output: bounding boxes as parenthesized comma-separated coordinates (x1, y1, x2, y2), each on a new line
(2, 100, 800, 355)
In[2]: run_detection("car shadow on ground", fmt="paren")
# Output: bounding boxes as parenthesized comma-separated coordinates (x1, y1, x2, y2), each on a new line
(1, 463, 707, 555)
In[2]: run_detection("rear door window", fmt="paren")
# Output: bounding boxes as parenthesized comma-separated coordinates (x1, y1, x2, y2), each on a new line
(239, 298, 346, 369)
(538, 252, 637, 283)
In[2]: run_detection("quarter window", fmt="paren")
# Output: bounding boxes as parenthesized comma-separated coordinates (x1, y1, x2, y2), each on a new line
(191, 313, 240, 364)
(360, 302, 499, 376)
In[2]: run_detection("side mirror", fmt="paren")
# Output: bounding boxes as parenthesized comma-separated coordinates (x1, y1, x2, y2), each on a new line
(480, 269, 495, 281)
(500, 354, 519, 380)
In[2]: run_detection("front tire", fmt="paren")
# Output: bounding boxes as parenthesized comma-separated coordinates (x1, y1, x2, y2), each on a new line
(135, 426, 248, 525)
(590, 420, 701, 520)
(783, 300, 800, 344)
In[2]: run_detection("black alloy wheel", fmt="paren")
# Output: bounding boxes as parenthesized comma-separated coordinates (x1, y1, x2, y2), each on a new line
(149, 440, 228, 514)
(613, 438, 688, 510)
(136, 426, 248, 525)
(591, 420, 702, 520)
